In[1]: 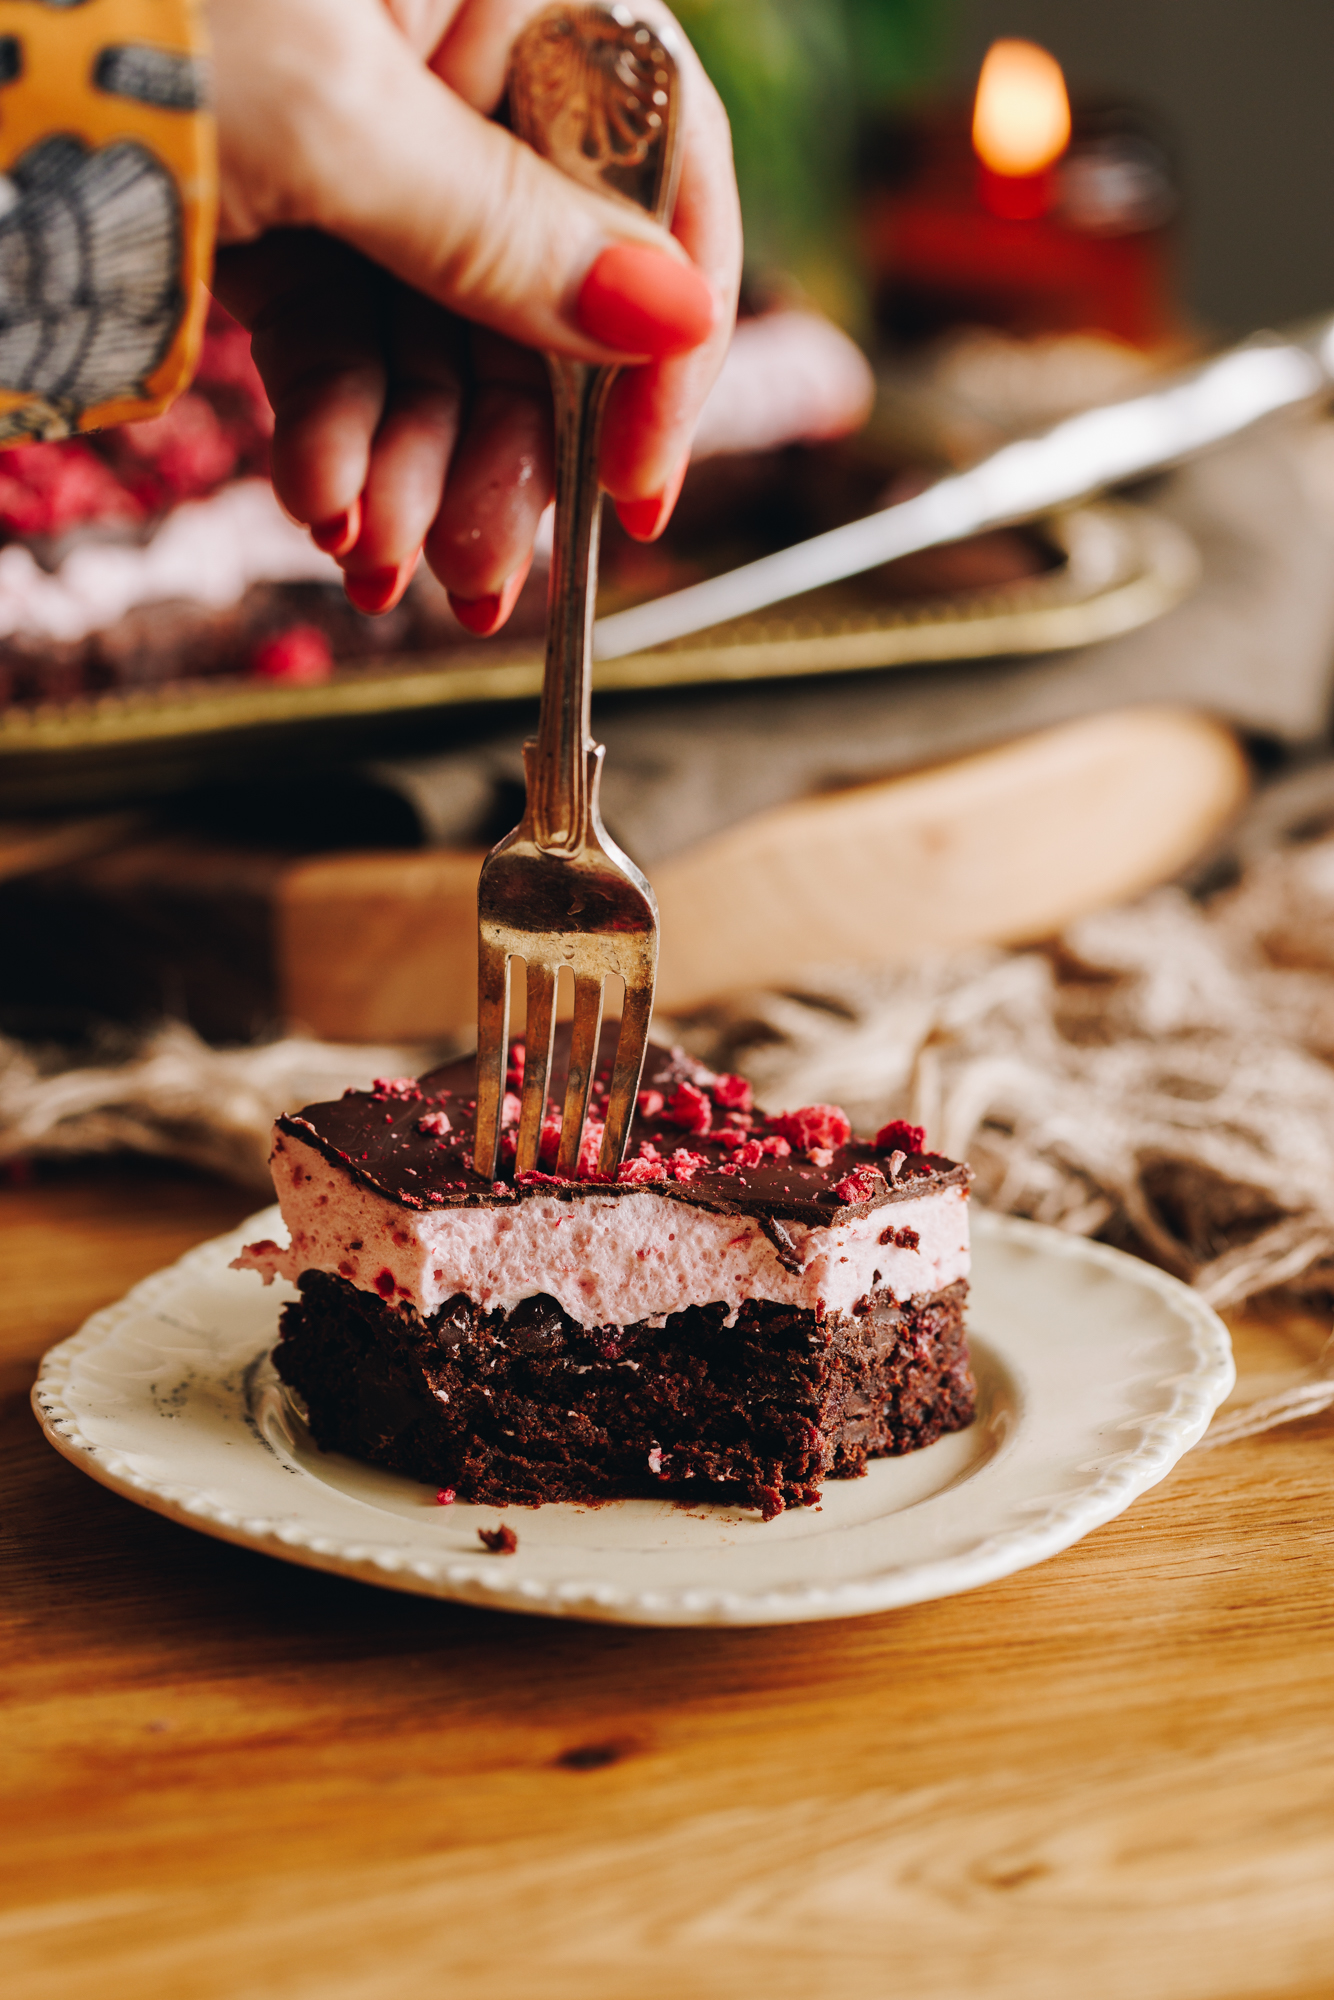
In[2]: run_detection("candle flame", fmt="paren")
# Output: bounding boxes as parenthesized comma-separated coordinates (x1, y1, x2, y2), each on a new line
(972, 40, 1071, 178)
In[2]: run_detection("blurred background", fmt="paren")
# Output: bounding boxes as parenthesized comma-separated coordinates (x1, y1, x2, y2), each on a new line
(950, 0, 1334, 334)
(8, 0, 1334, 1087)
(686, 0, 1334, 336)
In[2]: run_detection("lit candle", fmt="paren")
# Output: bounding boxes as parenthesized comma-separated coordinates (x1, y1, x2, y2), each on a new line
(972, 39, 1071, 221)
(859, 41, 1181, 351)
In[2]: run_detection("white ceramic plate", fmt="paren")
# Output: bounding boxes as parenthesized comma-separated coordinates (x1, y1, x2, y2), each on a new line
(32, 1207, 1233, 1627)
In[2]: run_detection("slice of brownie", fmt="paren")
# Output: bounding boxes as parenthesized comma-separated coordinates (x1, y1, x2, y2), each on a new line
(236, 1036, 974, 1519)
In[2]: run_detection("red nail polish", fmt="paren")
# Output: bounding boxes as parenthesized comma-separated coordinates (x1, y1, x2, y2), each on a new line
(312, 498, 361, 556)
(344, 565, 404, 614)
(448, 561, 533, 638)
(312, 512, 350, 554)
(616, 455, 689, 543)
(448, 591, 503, 635)
(578, 246, 716, 357)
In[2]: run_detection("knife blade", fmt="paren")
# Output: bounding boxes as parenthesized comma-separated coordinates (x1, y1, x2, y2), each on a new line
(592, 316, 1334, 664)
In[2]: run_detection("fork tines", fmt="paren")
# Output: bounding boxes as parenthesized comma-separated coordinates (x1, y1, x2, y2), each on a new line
(474, 829, 658, 1186)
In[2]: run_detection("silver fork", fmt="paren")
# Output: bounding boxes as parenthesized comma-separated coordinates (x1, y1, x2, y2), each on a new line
(474, 3, 684, 1183)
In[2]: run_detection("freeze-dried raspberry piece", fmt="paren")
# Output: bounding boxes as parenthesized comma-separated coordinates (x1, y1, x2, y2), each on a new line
(577, 1118, 606, 1178)
(637, 1088, 664, 1119)
(618, 1156, 668, 1183)
(501, 1092, 522, 1128)
(537, 1114, 563, 1167)
(666, 1080, 712, 1135)
(774, 1105, 851, 1153)
(759, 1134, 791, 1159)
(250, 624, 334, 686)
(417, 1110, 452, 1137)
(732, 1139, 765, 1168)
(669, 1147, 712, 1183)
(875, 1119, 926, 1155)
(506, 1044, 526, 1089)
(714, 1127, 749, 1150)
(711, 1072, 753, 1113)
(832, 1165, 886, 1204)
(371, 1076, 422, 1100)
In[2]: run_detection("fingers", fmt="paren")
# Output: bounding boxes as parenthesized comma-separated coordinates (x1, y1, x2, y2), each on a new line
(339, 288, 467, 613)
(215, 230, 550, 629)
(209, 0, 743, 609)
(424, 331, 554, 623)
(214, 233, 388, 539)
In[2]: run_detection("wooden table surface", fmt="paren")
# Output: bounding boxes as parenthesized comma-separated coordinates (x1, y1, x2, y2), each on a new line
(5, 1162, 1334, 2000)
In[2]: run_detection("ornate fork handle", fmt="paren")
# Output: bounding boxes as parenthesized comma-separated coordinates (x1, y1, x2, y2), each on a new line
(528, 356, 615, 854)
(471, 4, 680, 1186)
(513, 2, 682, 855)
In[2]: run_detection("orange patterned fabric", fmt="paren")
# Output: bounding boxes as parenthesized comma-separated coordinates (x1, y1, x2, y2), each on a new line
(0, 0, 215, 440)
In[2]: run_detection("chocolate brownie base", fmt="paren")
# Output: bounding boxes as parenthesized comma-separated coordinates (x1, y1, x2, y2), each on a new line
(275, 1272, 974, 1520)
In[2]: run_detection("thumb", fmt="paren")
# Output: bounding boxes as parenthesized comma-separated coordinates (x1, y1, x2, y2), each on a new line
(296, 19, 717, 364)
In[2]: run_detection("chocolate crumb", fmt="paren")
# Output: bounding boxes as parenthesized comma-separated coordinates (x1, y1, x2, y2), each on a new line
(478, 1523, 518, 1554)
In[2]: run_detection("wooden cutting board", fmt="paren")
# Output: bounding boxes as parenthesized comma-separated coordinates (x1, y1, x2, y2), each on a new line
(278, 706, 1248, 1040)
(0, 706, 1247, 1044)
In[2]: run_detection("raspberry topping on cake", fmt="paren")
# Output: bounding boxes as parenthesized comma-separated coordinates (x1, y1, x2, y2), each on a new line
(773, 1104, 852, 1156)
(711, 1073, 753, 1113)
(666, 1081, 712, 1136)
(372, 1077, 423, 1101)
(875, 1119, 927, 1155)
(832, 1165, 888, 1205)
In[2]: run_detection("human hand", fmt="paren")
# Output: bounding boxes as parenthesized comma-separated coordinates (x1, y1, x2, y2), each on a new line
(205, 0, 740, 631)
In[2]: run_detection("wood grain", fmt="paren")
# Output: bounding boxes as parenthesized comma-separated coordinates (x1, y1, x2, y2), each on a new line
(4, 1166, 1333, 2000)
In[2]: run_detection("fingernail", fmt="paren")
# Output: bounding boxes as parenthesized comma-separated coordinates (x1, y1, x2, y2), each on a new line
(577, 245, 716, 357)
(448, 562, 532, 638)
(448, 591, 502, 635)
(616, 455, 690, 543)
(312, 500, 360, 556)
(344, 564, 406, 614)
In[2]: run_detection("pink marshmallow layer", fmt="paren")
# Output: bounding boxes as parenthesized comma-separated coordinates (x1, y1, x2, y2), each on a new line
(235, 1130, 970, 1330)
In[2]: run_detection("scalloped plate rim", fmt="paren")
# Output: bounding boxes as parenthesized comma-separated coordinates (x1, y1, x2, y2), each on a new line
(30, 1207, 1234, 1627)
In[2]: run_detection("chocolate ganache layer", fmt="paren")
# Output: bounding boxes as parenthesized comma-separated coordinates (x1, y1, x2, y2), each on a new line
(269, 1034, 968, 1227)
